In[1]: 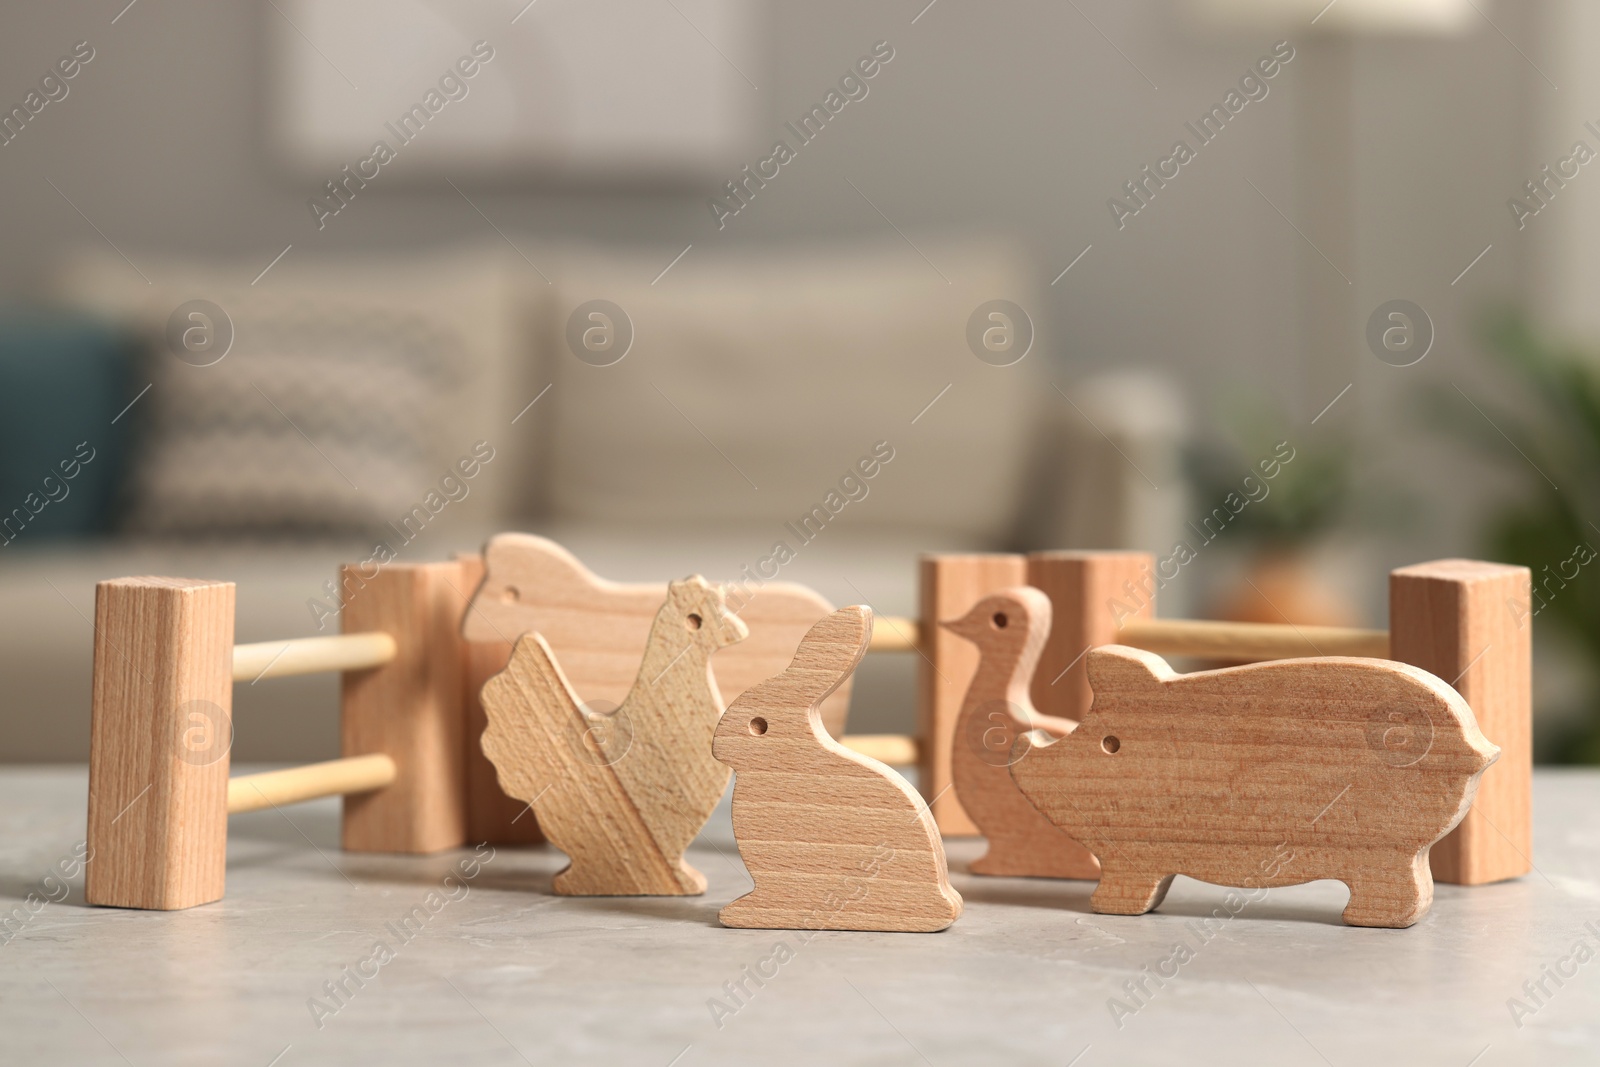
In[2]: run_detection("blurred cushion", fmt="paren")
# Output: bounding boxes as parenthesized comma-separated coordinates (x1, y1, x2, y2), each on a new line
(533, 238, 1044, 543)
(0, 309, 137, 542)
(50, 245, 533, 537)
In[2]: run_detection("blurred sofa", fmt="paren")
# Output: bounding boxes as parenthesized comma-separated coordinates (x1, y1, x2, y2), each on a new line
(0, 237, 1187, 761)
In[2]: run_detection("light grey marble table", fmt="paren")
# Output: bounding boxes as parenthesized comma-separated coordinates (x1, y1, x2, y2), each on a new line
(2, 767, 1598, 1066)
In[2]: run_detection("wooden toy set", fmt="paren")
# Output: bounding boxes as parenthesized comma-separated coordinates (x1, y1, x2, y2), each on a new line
(84, 536, 1530, 931)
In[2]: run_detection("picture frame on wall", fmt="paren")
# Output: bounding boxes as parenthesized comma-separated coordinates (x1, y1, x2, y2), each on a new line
(267, 0, 761, 183)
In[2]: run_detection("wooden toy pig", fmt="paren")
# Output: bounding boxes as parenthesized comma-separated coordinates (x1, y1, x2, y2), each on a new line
(1010, 645, 1499, 928)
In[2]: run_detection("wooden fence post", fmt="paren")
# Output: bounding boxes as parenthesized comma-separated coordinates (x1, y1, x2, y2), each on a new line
(86, 577, 235, 910)
(1390, 559, 1532, 885)
(1026, 551, 1156, 723)
(341, 561, 469, 853)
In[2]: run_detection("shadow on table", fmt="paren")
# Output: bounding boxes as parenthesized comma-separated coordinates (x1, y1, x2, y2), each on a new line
(1151, 878, 1354, 928)
(582, 895, 725, 927)
(952, 871, 1098, 913)
(952, 867, 1352, 927)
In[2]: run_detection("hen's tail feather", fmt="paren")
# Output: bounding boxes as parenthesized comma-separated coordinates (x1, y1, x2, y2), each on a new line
(481, 632, 586, 802)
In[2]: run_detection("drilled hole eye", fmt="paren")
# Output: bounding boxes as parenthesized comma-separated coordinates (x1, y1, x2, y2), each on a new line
(992, 612, 1008, 629)
(686, 613, 703, 630)
(499, 585, 522, 604)
(1101, 735, 1120, 754)
(748, 717, 768, 736)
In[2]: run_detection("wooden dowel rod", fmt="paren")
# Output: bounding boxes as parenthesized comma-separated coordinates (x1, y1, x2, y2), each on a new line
(231, 632, 398, 682)
(868, 617, 921, 652)
(840, 734, 921, 766)
(227, 754, 398, 815)
(1114, 618, 1390, 660)
(861, 615, 1391, 662)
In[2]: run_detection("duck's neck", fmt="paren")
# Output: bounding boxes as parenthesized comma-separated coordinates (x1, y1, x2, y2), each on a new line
(974, 629, 1043, 713)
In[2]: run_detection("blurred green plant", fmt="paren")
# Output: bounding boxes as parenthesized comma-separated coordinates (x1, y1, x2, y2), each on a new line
(1185, 398, 1359, 550)
(1439, 309, 1600, 763)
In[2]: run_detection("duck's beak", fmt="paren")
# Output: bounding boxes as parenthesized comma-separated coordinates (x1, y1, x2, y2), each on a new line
(940, 612, 983, 640)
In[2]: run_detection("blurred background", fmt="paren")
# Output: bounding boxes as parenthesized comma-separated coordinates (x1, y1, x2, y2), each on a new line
(3, 0, 1597, 764)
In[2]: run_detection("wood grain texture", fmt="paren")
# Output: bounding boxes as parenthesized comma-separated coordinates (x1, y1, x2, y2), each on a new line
(86, 577, 235, 911)
(462, 533, 850, 736)
(457, 552, 543, 845)
(944, 587, 1100, 879)
(1011, 645, 1500, 928)
(1027, 551, 1154, 723)
(918, 554, 1027, 836)
(715, 606, 962, 932)
(341, 561, 469, 854)
(1391, 559, 1532, 886)
(480, 577, 748, 895)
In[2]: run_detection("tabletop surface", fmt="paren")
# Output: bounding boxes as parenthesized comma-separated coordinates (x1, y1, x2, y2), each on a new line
(2, 766, 1598, 1066)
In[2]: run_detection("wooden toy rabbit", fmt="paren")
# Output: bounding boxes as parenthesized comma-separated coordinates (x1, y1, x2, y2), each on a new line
(713, 606, 962, 932)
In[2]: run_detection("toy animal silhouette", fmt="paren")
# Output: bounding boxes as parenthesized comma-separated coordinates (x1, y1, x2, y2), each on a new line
(462, 532, 852, 735)
(1010, 645, 1500, 928)
(480, 577, 749, 895)
(713, 605, 963, 932)
(943, 588, 1100, 879)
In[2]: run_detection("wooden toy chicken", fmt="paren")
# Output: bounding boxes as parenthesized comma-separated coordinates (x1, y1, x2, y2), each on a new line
(480, 577, 748, 895)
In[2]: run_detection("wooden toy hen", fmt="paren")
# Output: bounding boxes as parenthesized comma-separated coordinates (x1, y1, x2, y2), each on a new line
(943, 587, 1100, 879)
(714, 605, 963, 932)
(479, 577, 748, 896)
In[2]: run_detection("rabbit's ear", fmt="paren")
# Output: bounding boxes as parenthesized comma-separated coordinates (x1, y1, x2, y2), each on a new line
(738, 606, 870, 719)
(1086, 645, 1175, 697)
(790, 606, 872, 676)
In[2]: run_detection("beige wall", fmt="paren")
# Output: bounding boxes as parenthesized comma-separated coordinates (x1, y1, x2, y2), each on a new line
(0, 0, 1547, 591)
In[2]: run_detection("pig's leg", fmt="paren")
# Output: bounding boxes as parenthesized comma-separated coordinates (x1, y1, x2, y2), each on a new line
(1340, 851, 1433, 928)
(1091, 864, 1174, 915)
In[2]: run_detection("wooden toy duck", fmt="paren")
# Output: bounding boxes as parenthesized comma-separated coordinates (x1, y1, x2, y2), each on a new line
(943, 587, 1101, 879)
(713, 605, 963, 932)
(480, 576, 748, 895)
